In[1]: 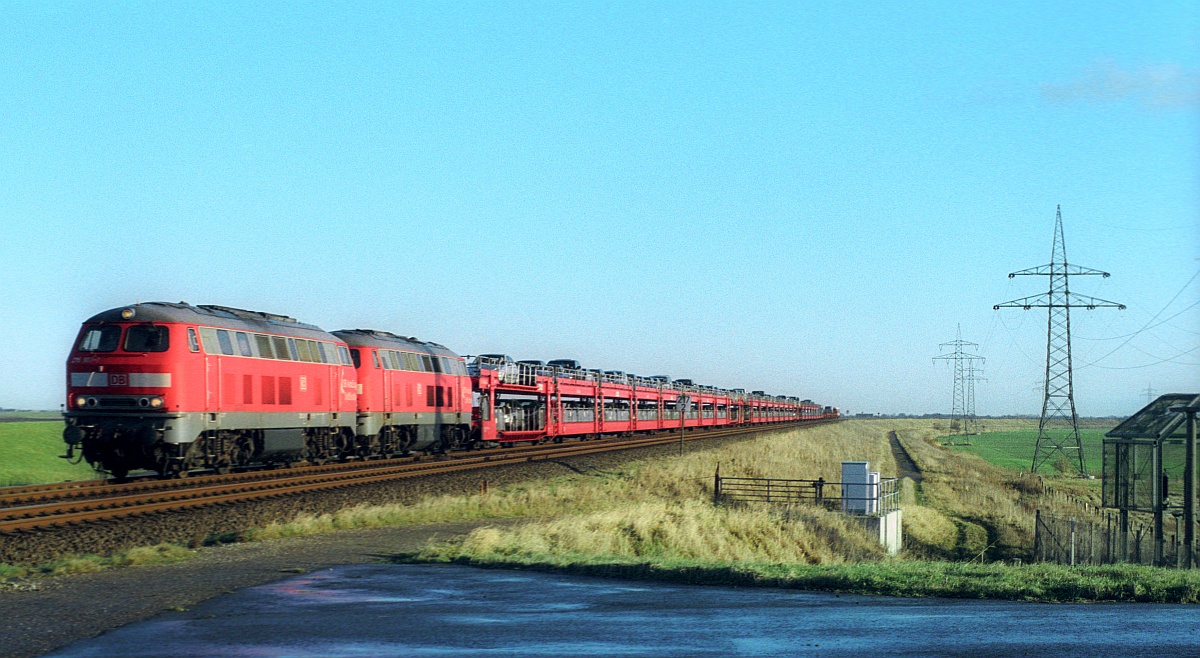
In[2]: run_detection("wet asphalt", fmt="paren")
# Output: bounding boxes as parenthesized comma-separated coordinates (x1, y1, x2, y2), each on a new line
(43, 563, 1200, 657)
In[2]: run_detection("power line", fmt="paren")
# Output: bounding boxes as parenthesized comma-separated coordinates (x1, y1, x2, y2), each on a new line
(1074, 298, 1200, 341)
(1078, 267, 1200, 369)
(1088, 344, 1200, 370)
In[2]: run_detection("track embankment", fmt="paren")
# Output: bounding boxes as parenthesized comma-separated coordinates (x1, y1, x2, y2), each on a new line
(0, 424, 807, 565)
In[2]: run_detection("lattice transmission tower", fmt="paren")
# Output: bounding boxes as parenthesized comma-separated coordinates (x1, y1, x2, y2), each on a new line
(994, 205, 1125, 475)
(933, 325, 984, 435)
(966, 363, 987, 434)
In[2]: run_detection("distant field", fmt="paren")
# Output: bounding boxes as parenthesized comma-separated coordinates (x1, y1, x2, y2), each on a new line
(0, 411, 61, 422)
(947, 428, 1113, 476)
(0, 421, 98, 486)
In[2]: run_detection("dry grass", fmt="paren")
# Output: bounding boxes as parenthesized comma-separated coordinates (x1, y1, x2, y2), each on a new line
(440, 501, 884, 566)
(250, 423, 901, 564)
(888, 419, 1108, 560)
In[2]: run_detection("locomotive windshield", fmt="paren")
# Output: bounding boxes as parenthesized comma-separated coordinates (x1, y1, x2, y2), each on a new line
(124, 325, 170, 352)
(77, 326, 121, 352)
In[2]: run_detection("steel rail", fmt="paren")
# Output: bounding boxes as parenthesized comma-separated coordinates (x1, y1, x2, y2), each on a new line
(0, 421, 829, 533)
(0, 440, 621, 507)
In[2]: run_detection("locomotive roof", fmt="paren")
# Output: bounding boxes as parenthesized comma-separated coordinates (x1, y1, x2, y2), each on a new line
(331, 329, 460, 358)
(83, 303, 337, 340)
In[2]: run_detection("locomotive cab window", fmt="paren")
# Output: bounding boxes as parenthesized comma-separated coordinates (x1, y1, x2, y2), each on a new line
(188, 328, 201, 352)
(350, 348, 362, 369)
(124, 325, 169, 352)
(78, 325, 122, 352)
(338, 345, 353, 365)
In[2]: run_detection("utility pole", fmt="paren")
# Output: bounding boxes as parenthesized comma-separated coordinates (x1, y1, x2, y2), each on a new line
(994, 205, 1125, 475)
(933, 325, 985, 435)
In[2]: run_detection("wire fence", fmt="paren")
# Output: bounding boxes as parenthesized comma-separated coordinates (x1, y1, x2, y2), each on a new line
(713, 473, 900, 516)
(1034, 510, 1194, 567)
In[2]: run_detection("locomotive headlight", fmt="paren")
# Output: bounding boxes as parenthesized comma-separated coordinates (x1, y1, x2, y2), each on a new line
(74, 396, 88, 408)
(148, 396, 164, 408)
(120, 308, 136, 320)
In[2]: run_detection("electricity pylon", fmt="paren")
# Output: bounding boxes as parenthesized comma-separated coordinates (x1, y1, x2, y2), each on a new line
(933, 325, 984, 435)
(965, 363, 987, 434)
(1143, 383, 1157, 406)
(994, 205, 1125, 475)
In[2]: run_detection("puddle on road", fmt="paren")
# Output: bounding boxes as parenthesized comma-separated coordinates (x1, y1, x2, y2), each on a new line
(45, 563, 1200, 657)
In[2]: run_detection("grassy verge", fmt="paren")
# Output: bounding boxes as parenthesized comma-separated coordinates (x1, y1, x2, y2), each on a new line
(0, 544, 193, 583)
(0, 421, 98, 486)
(396, 551, 1200, 603)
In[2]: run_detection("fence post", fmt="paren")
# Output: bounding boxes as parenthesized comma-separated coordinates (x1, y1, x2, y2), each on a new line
(1035, 510, 1041, 562)
(1070, 517, 1076, 567)
(713, 464, 721, 504)
(1089, 521, 1095, 566)
(1121, 510, 1130, 563)
(1106, 513, 1112, 564)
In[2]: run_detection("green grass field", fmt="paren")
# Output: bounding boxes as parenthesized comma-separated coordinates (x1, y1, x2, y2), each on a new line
(0, 421, 99, 486)
(947, 428, 1112, 476)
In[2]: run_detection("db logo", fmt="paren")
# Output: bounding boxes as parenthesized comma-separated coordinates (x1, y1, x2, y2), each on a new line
(110, 374, 128, 386)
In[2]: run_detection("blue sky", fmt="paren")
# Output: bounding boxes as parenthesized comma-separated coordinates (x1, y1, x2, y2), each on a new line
(1, 2, 1196, 416)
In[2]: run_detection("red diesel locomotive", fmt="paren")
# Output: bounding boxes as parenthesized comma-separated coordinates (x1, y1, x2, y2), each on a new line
(64, 303, 838, 477)
(64, 303, 358, 477)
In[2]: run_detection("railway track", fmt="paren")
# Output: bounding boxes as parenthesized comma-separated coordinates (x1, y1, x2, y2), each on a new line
(0, 422, 821, 534)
